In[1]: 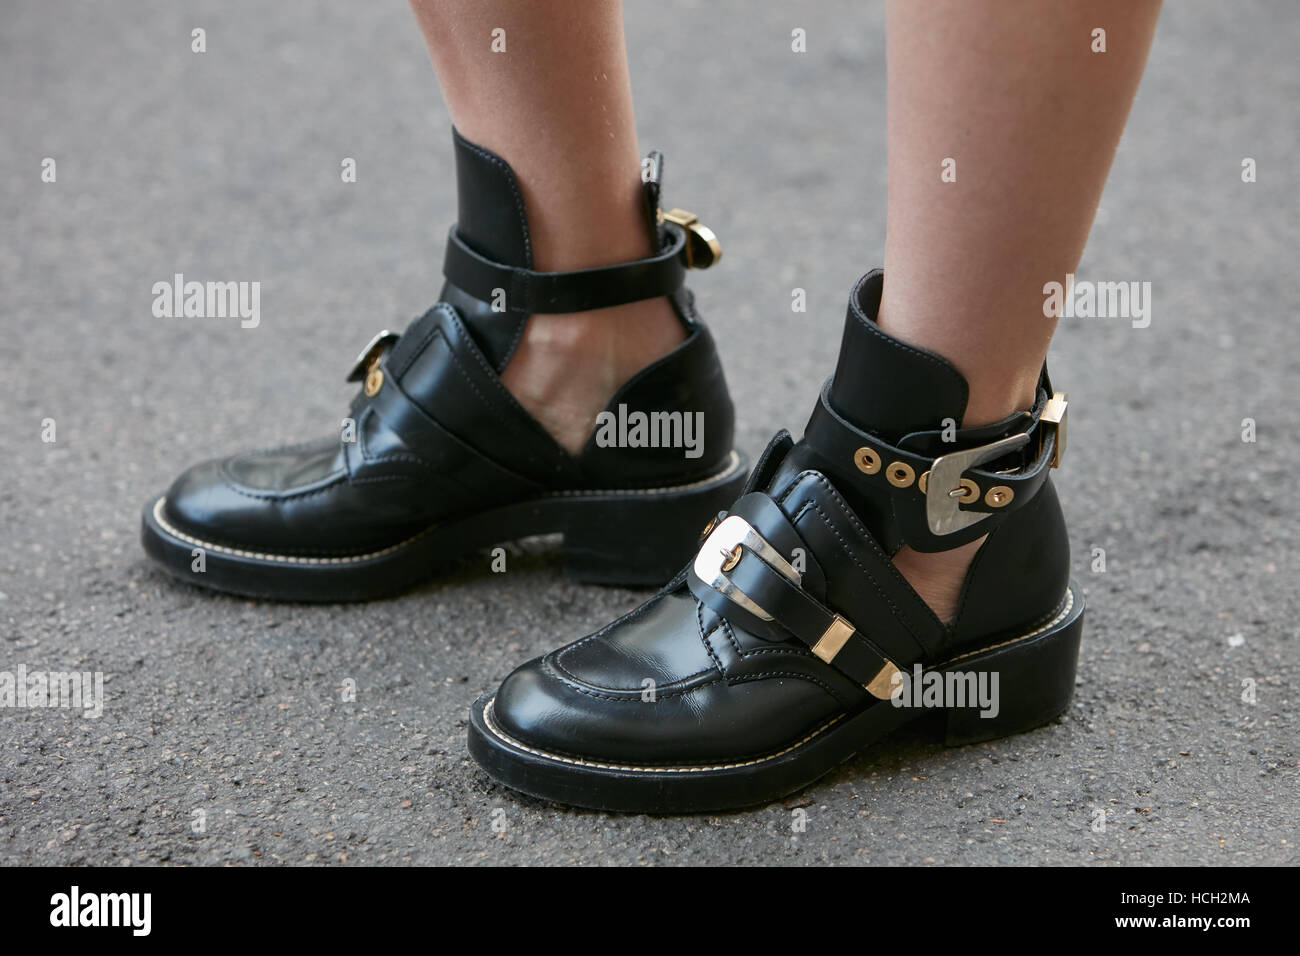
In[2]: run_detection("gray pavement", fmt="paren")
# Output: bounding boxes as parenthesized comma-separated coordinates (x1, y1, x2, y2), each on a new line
(1, 1, 1297, 865)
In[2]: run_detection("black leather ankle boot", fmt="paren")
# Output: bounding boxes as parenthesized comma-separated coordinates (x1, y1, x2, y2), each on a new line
(141, 129, 747, 600)
(469, 270, 1083, 812)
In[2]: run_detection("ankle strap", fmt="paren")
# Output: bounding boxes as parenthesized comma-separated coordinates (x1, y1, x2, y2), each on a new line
(442, 214, 715, 314)
(803, 379, 1068, 551)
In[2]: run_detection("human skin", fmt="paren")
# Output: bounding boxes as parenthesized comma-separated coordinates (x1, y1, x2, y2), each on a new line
(407, 0, 1162, 619)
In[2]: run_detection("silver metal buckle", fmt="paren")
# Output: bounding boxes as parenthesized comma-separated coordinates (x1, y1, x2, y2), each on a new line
(694, 515, 900, 700)
(692, 515, 800, 621)
(925, 432, 1031, 536)
(346, 330, 399, 383)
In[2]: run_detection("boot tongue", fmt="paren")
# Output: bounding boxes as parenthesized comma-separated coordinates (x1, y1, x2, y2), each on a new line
(826, 270, 969, 442)
(437, 127, 535, 370)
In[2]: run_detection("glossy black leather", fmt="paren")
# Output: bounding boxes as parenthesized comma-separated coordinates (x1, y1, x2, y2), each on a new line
(490, 270, 1073, 764)
(799, 273, 1061, 551)
(163, 300, 734, 556)
(439, 128, 696, 363)
(443, 222, 689, 314)
(157, 130, 735, 559)
(442, 127, 533, 371)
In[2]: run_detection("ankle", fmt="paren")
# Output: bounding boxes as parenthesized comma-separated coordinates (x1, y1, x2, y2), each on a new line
(891, 537, 985, 624)
(876, 293, 1041, 428)
(501, 296, 686, 454)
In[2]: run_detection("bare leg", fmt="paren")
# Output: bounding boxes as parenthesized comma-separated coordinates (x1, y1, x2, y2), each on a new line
(879, 0, 1161, 619)
(408, 0, 684, 453)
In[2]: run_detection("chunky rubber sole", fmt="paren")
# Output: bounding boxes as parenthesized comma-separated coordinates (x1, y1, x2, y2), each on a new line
(140, 450, 748, 601)
(468, 581, 1084, 813)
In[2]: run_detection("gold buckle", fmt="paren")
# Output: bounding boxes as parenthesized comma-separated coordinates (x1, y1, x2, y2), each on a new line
(659, 208, 721, 269)
(1040, 392, 1068, 469)
(347, 330, 399, 383)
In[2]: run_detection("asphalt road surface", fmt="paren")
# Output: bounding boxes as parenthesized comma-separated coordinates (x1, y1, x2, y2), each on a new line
(2, 1, 1296, 865)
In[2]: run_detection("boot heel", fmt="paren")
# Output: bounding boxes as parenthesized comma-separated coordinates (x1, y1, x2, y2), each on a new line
(562, 451, 749, 587)
(941, 584, 1085, 746)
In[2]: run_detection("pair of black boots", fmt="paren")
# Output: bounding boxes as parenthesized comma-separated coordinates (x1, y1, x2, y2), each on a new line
(141, 131, 1083, 813)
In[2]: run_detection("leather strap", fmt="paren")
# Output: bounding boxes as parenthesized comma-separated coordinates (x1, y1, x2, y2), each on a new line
(355, 356, 543, 501)
(804, 380, 1059, 521)
(723, 549, 897, 691)
(441, 222, 690, 314)
(688, 490, 939, 696)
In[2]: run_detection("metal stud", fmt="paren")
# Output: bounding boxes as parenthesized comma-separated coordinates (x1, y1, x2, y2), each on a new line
(918, 470, 930, 494)
(985, 485, 1014, 508)
(364, 365, 384, 397)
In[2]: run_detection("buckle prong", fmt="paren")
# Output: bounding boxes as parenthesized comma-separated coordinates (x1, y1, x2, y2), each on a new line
(693, 515, 799, 621)
(926, 433, 1030, 536)
(695, 515, 900, 700)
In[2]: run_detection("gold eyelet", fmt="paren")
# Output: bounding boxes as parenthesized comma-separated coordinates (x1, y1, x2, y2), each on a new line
(985, 485, 1014, 508)
(885, 461, 915, 488)
(364, 365, 384, 397)
(854, 447, 881, 475)
(700, 515, 721, 542)
(720, 544, 742, 572)
(917, 470, 929, 494)
(949, 478, 979, 503)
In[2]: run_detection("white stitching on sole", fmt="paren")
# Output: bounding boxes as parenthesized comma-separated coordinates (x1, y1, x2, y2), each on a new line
(149, 451, 744, 567)
(937, 589, 1074, 667)
(483, 700, 845, 774)
(479, 587, 1078, 774)
(151, 497, 436, 566)
(542, 450, 742, 498)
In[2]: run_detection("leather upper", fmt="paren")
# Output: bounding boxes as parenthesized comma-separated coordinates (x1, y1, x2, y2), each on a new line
(160, 129, 736, 557)
(491, 271, 1073, 765)
(163, 296, 735, 556)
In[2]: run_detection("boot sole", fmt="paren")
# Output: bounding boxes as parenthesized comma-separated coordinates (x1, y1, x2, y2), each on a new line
(467, 581, 1085, 813)
(140, 450, 748, 601)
